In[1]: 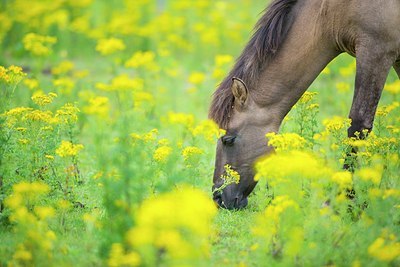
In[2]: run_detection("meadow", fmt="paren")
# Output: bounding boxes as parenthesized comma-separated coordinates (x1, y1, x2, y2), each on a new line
(0, 0, 399, 266)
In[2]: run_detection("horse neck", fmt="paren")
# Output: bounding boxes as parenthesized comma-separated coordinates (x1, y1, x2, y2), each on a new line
(253, 1, 339, 125)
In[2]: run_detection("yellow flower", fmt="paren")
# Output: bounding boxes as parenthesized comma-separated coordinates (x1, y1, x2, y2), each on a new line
(95, 37, 126, 56)
(0, 65, 26, 84)
(23, 78, 39, 90)
(306, 103, 319, 110)
(167, 112, 194, 128)
(6, 107, 33, 117)
(56, 103, 80, 124)
(383, 189, 400, 199)
(253, 195, 299, 241)
(25, 110, 57, 123)
(298, 91, 318, 104)
(357, 166, 382, 185)
(153, 146, 172, 162)
(125, 51, 158, 71)
(182, 146, 203, 162)
(322, 116, 352, 133)
(126, 186, 216, 260)
(188, 72, 205, 85)
(96, 74, 144, 92)
(191, 119, 224, 142)
(31, 92, 57, 106)
(321, 67, 331, 75)
(53, 77, 75, 94)
(34, 206, 55, 220)
(336, 82, 351, 93)
(384, 80, 400, 95)
(217, 165, 239, 187)
(51, 60, 74, 75)
(266, 132, 308, 152)
(215, 54, 233, 67)
(331, 171, 353, 190)
(133, 91, 154, 108)
(255, 150, 331, 182)
(285, 227, 304, 257)
(368, 237, 400, 262)
(83, 96, 110, 117)
(376, 102, 399, 117)
(5, 182, 49, 211)
(13, 244, 32, 262)
(107, 243, 141, 267)
(56, 140, 84, 157)
(23, 33, 57, 56)
(339, 61, 356, 77)
(142, 129, 158, 142)
(18, 138, 29, 145)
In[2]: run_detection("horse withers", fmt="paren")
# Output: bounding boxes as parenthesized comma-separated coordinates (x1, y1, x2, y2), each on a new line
(209, 0, 400, 209)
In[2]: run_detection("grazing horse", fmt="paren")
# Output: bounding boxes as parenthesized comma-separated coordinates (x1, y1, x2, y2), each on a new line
(209, 0, 400, 209)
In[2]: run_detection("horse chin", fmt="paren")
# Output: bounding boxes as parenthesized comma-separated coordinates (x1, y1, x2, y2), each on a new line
(212, 167, 256, 210)
(214, 195, 248, 210)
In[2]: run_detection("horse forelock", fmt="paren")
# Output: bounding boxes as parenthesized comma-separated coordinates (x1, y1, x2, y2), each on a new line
(208, 0, 298, 129)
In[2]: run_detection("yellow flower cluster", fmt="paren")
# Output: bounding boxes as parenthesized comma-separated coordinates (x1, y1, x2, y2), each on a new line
(331, 171, 353, 190)
(368, 233, 400, 262)
(96, 74, 144, 92)
(53, 77, 75, 94)
(266, 132, 308, 152)
(253, 195, 302, 256)
(5, 107, 33, 117)
(5, 182, 50, 210)
(23, 78, 39, 90)
(51, 60, 74, 75)
(376, 102, 399, 117)
(356, 166, 383, 185)
(215, 54, 233, 66)
(0, 65, 26, 84)
(95, 37, 126, 55)
(339, 61, 356, 77)
(212, 54, 233, 80)
(153, 145, 172, 162)
(133, 91, 154, 108)
(5, 182, 57, 266)
(188, 71, 206, 85)
(298, 91, 318, 104)
(167, 112, 194, 128)
(191, 119, 224, 142)
(55, 103, 80, 124)
(24, 110, 57, 123)
(220, 164, 240, 185)
(182, 146, 203, 162)
(323, 116, 352, 133)
(384, 80, 400, 95)
(255, 150, 331, 183)
(126, 187, 216, 263)
(108, 243, 140, 267)
(55, 140, 84, 157)
(336, 82, 351, 93)
(83, 96, 110, 118)
(130, 129, 158, 144)
(125, 51, 158, 71)
(23, 33, 57, 56)
(31, 92, 58, 106)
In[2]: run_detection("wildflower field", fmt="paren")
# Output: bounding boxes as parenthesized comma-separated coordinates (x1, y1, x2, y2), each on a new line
(0, 0, 399, 266)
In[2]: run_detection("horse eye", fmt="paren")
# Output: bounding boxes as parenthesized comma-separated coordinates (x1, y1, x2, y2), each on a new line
(221, 135, 236, 146)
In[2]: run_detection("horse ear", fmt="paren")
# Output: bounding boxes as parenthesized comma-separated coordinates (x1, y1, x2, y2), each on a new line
(231, 77, 248, 107)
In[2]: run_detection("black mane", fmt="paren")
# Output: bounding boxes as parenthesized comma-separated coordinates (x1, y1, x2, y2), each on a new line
(209, 0, 298, 129)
